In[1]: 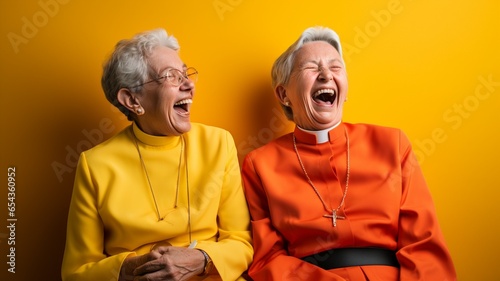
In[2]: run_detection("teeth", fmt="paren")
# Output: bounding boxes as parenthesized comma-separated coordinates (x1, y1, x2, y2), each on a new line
(313, 89, 336, 97)
(174, 99, 193, 106)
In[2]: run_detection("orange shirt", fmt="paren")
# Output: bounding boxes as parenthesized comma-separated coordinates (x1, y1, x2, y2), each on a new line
(242, 122, 456, 281)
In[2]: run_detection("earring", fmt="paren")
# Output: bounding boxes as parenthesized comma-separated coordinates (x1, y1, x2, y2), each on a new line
(137, 108, 144, 114)
(285, 101, 290, 106)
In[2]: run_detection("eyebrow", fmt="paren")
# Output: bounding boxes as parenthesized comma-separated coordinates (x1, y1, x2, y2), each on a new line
(298, 58, 343, 68)
(157, 63, 188, 73)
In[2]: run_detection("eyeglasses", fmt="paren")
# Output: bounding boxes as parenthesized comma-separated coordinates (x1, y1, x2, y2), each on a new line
(137, 67, 198, 88)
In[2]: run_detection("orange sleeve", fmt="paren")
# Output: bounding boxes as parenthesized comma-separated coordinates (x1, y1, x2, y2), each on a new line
(242, 152, 346, 281)
(396, 131, 456, 280)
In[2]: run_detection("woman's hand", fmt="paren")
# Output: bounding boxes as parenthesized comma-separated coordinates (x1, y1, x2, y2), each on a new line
(119, 251, 162, 281)
(123, 246, 206, 281)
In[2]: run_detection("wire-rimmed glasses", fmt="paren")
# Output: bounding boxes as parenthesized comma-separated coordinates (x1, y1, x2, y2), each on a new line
(138, 67, 198, 88)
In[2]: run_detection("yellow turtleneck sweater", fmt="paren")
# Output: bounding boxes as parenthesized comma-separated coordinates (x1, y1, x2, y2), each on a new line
(62, 122, 253, 281)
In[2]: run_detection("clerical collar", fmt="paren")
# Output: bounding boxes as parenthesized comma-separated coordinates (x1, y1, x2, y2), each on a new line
(297, 122, 341, 144)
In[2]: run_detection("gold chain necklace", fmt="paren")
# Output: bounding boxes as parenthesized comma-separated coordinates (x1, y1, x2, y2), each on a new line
(133, 134, 193, 243)
(292, 127, 350, 227)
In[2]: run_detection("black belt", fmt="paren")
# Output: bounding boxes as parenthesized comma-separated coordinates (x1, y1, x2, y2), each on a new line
(301, 248, 399, 269)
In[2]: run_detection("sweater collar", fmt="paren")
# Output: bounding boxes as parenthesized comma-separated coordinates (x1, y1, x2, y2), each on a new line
(132, 122, 181, 148)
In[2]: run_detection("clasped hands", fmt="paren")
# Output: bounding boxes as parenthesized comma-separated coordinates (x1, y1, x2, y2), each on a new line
(119, 246, 205, 281)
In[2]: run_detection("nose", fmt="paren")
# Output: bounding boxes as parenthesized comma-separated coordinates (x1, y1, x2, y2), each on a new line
(180, 76, 195, 91)
(317, 66, 333, 81)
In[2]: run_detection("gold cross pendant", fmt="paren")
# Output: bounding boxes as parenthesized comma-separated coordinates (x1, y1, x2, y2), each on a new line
(323, 210, 345, 227)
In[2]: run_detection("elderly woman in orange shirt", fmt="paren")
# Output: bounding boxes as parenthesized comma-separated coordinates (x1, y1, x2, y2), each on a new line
(241, 26, 457, 281)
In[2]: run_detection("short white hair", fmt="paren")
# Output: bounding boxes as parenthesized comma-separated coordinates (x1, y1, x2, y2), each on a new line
(101, 28, 180, 120)
(271, 26, 343, 120)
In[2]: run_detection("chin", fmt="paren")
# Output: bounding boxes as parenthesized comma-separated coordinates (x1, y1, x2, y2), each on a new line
(176, 123, 192, 135)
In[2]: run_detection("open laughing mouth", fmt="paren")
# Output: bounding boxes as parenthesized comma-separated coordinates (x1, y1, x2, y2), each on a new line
(313, 88, 337, 105)
(174, 98, 192, 114)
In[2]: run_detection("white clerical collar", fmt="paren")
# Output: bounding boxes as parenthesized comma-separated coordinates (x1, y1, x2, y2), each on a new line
(297, 122, 341, 144)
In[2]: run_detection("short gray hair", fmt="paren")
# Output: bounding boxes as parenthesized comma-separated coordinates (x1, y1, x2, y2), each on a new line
(101, 28, 180, 120)
(271, 26, 343, 120)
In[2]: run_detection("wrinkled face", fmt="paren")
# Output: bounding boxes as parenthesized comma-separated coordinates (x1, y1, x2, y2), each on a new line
(278, 41, 348, 130)
(136, 46, 195, 136)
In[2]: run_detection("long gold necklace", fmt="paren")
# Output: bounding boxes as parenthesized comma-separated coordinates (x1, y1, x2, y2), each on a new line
(133, 134, 193, 242)
(292, 127, 350, 227)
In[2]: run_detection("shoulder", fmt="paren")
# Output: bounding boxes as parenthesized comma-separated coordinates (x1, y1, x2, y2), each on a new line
(345, 122, 401, 135)
(187, 123, 234, 143)
(243, 132, 292, 163)
(345, 122, 412, 154)
(346, 122, 409, 141)
(185, 123, 238, 157)
(82, 125, 133, 156)
(74, 125, 134, 172)
(189, 122, 231, 135)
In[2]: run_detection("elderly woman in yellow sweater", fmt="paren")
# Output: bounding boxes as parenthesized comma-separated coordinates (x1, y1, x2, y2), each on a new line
(61, 28, 253, 281)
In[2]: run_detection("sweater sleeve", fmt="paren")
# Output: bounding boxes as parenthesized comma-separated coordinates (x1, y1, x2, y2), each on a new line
(196, 131, 254, 281)
(396, 130, 457, 280)
(61, 153, 134, 281)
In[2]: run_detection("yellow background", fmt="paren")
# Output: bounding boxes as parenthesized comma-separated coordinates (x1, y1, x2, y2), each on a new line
(1, 0, 499, 280)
